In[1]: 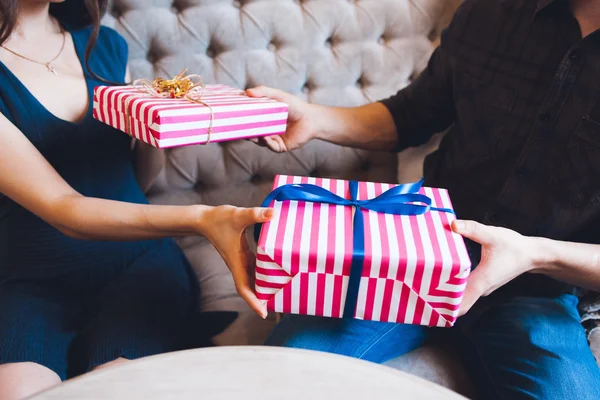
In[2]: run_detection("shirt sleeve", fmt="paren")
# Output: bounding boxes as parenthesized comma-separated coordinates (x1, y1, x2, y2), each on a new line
(380, 1, 472, 152)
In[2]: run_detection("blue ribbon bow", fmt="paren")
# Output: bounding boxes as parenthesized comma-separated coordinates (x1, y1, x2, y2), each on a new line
(254, 178, 455, 319)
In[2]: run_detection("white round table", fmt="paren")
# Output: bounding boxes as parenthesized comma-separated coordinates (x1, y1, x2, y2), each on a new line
(32, 346, 468, 399)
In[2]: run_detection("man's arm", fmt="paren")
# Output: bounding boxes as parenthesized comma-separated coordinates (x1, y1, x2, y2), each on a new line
(309, 102, 398, 151)
(245, 87, 399, 152)
(534, 239, 600, 291)
(452, 220, 600, 315)
(246, 1, 469, 153)
(313, 35, 458, 150)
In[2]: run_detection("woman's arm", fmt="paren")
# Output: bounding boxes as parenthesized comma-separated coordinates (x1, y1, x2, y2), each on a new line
(452, 220, 600, 315)
(0, 109, 215, 240)
(0, 112, 271, 317)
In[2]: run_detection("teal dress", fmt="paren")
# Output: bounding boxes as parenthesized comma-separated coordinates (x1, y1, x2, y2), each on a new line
(0, 25, 200, 379)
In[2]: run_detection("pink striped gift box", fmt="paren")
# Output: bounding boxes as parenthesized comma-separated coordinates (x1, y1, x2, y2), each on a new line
(255, 175, 472, 327)
(92, 84, 288, 148)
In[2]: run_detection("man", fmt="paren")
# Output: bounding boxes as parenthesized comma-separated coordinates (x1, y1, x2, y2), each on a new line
(247, 0, 600, 398)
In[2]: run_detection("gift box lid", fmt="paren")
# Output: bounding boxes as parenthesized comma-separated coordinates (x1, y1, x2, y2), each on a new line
(255, 175, 472, 325)
(92, 84, 289, 140)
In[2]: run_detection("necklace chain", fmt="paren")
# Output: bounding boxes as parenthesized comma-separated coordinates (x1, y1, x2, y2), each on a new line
(0, 28, 66, 75)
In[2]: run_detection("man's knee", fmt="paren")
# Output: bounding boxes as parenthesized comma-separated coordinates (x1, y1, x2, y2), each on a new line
(463, 295, 600, 399)
(266, 315, 427, 363)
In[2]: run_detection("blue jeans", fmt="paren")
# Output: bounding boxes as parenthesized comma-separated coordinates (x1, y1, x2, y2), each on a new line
(266, 294, 600, 399)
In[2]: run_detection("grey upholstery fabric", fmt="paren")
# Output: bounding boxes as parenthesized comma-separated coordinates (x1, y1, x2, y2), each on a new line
(102, 1, 600, 398)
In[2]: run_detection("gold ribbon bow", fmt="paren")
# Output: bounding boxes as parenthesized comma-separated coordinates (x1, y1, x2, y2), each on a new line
(124, 69, 214, 145)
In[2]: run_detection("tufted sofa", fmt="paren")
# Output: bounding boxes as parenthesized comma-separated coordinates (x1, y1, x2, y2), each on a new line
(103, 0, 471, 397)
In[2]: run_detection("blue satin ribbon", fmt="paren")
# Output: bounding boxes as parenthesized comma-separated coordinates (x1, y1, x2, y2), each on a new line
(254, 178, 455, 319)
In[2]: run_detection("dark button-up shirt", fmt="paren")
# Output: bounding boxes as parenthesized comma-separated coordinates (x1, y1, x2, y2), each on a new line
(382, 0, 600, 296)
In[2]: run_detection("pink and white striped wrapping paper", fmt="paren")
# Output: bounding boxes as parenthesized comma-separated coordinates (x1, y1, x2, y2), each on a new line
(255, 175, 472, 327)
(92, 84, 288, 148)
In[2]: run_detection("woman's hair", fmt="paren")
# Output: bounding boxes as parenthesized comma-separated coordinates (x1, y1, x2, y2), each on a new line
(0, 0, 110, 81)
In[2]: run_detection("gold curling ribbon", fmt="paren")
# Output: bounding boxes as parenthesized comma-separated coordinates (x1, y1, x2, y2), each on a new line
(123, 69, 214, 145)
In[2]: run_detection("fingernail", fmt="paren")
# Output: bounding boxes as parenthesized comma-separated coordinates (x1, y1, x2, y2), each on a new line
(262, 308, 268, 319)
(453, 220, 465, 231)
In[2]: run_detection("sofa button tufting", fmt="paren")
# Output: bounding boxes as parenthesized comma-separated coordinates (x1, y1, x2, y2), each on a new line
(207, 44, 218, 58)
(378, 37, 385, 45)
(146, 49, 159, 64)
(233, 0, 242, 9)
(110, 3, 124, 18)
(268, 43, 277, 52)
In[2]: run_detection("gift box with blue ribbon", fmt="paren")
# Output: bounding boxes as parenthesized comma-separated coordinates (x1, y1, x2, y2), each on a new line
(254, 175, 472, 327)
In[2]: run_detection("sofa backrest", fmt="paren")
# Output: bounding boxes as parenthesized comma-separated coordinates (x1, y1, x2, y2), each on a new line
(104, 0, 459, 211)
(102, 0, 459, 320)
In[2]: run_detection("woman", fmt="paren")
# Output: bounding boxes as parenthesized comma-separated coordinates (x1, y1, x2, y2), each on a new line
(0, 1, 271, 398)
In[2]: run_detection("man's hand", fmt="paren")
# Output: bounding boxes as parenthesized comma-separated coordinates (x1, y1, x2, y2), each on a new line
(451, 220, 539, 316)
(246, 86, 316, 152)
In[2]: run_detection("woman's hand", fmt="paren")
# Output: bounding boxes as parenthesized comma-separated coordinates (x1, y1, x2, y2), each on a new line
(451, 220, 539, 316)
(245, 86, 316, 152)
(200, 206, 275, 318)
